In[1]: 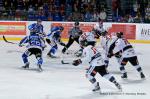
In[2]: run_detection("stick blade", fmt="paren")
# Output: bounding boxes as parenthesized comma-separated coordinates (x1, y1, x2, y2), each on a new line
(61, 60, 70, 64)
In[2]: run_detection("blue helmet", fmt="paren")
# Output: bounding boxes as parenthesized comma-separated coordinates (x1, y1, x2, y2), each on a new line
(59, 26, 64, 31)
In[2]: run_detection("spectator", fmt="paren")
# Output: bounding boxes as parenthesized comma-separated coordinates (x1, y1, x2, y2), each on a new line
(53, 8, 62, 21)
(128, 15, 134, 23)
(0, 0, 148, 23)
(84, 11, 92, 22)
(99, 9, 107, 21)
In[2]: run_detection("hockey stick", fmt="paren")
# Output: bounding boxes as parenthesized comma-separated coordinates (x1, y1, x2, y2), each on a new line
(61, 60, 71, 64)
(3, 35, 18, 44)
(61, 51, 73, 64)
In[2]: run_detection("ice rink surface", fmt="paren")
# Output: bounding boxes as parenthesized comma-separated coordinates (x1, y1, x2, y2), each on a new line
(0, 40, 149, 99)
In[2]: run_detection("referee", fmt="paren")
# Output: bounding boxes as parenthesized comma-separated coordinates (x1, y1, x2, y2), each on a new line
(62, 21, 82, 53)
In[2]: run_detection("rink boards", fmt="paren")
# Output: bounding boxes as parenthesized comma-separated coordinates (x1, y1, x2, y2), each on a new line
(0, 21, 150, 44)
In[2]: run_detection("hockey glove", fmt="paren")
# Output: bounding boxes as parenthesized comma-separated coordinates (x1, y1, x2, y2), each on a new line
(114, 51, 122, 58)
(104, 60, 109, 68)
(18, 44, 23, 47)
(46, 38, 51, 44)
(72, 59, 82, 66)
(107, 51, 114, 58)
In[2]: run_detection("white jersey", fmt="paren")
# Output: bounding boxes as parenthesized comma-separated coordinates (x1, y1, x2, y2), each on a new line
(100, 35, 110, 60)
(81, 45, 105, 67)
(114, 38, 136, 58)
(94, 24, 105, 34)
(79, 32, 96, 42)
(100, 35, 110, 50)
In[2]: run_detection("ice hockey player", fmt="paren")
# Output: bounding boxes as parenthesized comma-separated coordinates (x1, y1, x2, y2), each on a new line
(99, 30, 110, 67)
(19, 32, 46, 72)
(62, 21, 83, 54)
(79, 31, 96, 47)
(28, 19, 46, 38)
(72, 39, 122, 92)
(93, 19, 105, 38)
(76, 31, 97, 57)
(46, 26, 65, 58)
(107, 32, 145, 79)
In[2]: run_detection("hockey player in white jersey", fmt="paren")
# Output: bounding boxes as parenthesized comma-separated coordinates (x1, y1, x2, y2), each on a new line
(76, 30, 97, 57)
(72, 39, 122, 92)
(99, 31, 110, 67)
(79, 31, 96, 47)
(107, 32, 145, 79)
(93, 20, 105, 38)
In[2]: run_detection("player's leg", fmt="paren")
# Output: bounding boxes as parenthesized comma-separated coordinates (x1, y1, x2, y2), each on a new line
(47, 44, 58, 58)
(119, 58, 128, 78)
(98, 65, 122, 91)
(22, 49, 32, 68)
(35, 49, 43, 72)
(62, 36, 74, 53)
(86, 66, 100, 92)
(129, 56, 145, 79)
(74, 37, 83, 57)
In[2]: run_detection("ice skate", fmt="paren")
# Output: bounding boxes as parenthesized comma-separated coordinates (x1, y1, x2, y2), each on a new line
(140, 72, 145, 79)
(92, 82, 100, 92)
(115, 82, 122, 92)
(47, 53, 57, 58)
(37, 64, 43, 72)
(22, 63, 29, 69)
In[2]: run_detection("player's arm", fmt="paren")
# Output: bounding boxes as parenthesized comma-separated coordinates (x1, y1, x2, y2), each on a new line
(19, 36, 28, 47)
(28, 23, 35, 32)
(72, 49, 90, 66)
(112, 39, 123, 57)
(46, 33, 51, 44)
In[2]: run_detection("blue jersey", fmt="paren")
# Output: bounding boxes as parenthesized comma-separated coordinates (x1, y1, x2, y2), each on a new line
(28, 23, 44, 34)
(47, 26, 62, 42)
(19, 34, 45, 50)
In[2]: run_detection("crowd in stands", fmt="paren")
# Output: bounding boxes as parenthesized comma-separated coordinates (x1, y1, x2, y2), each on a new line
(0, 0, 149, 23)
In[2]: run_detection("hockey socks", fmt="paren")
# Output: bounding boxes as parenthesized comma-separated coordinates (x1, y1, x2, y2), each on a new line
(120, 65, 127, 78)
(134, 65, 145, 78)
(104, 74, 122, 91)
(22, 53, 29, 64)
(88, 78, 100, 92)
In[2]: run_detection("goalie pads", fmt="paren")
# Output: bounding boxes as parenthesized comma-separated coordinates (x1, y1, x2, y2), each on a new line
(72, 59, 82, 66)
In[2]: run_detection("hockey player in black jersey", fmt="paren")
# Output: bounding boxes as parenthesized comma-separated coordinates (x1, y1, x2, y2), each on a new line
(62, 21, 83, 54)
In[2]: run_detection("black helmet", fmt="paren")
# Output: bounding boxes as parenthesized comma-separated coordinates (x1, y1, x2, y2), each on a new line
(59, 26, 64, 31)
(116, 32, 123, 38)
(75, 21, 79, 26)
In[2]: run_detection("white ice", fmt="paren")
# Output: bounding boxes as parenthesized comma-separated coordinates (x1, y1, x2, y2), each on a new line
(0, 40, 149, 99)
